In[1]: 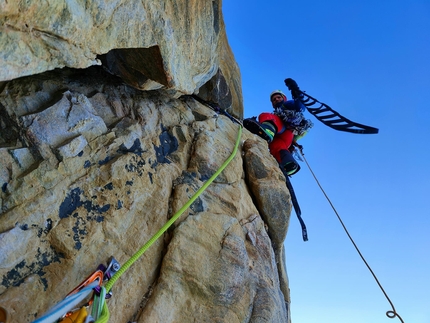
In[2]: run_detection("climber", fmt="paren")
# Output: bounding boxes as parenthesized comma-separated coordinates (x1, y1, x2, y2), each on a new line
(244, 79, 313, 176)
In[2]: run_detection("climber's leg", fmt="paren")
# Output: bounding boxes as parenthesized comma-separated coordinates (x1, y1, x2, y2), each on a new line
(279, 149, 301, 175)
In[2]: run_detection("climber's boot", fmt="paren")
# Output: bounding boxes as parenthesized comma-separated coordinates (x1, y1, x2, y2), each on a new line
(280, 149, 301, 176)
(243, 117, 276, 143)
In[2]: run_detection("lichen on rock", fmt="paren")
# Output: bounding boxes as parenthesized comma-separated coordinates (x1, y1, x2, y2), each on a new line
(0, 2, 293, 322)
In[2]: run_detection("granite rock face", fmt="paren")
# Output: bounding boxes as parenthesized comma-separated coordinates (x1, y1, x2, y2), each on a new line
(0, 0, 242, 117)
(0, 2, 294, 322)
(0, 67, 292, 323)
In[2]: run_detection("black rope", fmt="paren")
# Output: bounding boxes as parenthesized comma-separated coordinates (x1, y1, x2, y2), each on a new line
(190, 95, 243, 126)
(298, 148, 404, 323)
(279, 166, 308, 242)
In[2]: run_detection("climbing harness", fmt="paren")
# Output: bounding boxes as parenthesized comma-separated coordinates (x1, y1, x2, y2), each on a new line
(273, 105, 314, 137)
(298, 147, 404, 323)
(284, 78, 379, 134)
(65, 269, 103, 298)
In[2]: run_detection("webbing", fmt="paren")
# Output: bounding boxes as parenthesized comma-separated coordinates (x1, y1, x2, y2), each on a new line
(32, 281, 99, 323)
(299, 150, 404, 323)
(279, 166, 308, 241)
(94, 124, 243, 322)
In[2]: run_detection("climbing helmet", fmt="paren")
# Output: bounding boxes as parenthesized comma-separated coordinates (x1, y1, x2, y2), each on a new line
(270, 90, 287, 103)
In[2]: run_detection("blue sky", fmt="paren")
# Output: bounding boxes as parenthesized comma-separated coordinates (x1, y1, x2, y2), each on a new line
(223, 1, 430, 323)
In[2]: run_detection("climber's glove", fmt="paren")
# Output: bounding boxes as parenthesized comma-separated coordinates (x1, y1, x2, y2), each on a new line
(284, 78, 299, 92)
(284, 78, 302, 99)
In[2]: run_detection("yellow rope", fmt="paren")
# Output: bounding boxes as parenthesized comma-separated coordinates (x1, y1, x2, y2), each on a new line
(94, 124, 243, 322)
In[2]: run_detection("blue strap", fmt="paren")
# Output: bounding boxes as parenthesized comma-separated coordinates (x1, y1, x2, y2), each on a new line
(32, 281, 98, 323)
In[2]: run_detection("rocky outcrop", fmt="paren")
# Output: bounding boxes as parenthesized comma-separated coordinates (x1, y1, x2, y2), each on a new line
(0, 2, 293, 323)
(0, 0, 242, 117)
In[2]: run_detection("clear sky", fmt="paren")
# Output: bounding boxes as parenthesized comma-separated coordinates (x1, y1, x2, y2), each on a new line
(223, 1, 430, 323)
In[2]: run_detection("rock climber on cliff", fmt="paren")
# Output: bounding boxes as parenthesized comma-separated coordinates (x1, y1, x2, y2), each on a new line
(244, 78, 313, 176)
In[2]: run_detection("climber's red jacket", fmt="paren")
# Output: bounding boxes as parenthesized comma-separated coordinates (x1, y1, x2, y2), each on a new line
(259, 113, 294, 163)
(259, 99, 313, 163)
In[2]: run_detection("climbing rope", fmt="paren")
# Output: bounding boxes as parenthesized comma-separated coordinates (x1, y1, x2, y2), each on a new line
(298, 149, 404, 323)
(92, 123, 244, 322)
(28, 98, 243, 323)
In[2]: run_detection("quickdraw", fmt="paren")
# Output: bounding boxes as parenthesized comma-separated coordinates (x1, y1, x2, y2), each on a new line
(32, 257, 121, 323)
(65, 270, 103, 299)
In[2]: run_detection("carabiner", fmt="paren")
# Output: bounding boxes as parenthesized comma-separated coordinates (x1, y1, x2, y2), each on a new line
(66, 270, 103, 297)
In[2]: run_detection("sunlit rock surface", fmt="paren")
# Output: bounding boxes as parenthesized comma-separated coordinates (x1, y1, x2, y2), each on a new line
(0, 2, 293, 322)
(0, 0, 242, 117)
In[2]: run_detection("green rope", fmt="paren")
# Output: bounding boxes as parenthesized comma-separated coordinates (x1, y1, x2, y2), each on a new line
(94, 295, 109, 323)
(94, 124, 243, 322)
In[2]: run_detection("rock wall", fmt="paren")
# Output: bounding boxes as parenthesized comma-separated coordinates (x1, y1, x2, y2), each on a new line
(0, 0, 242, 118)
(0, 2, 293, 322)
